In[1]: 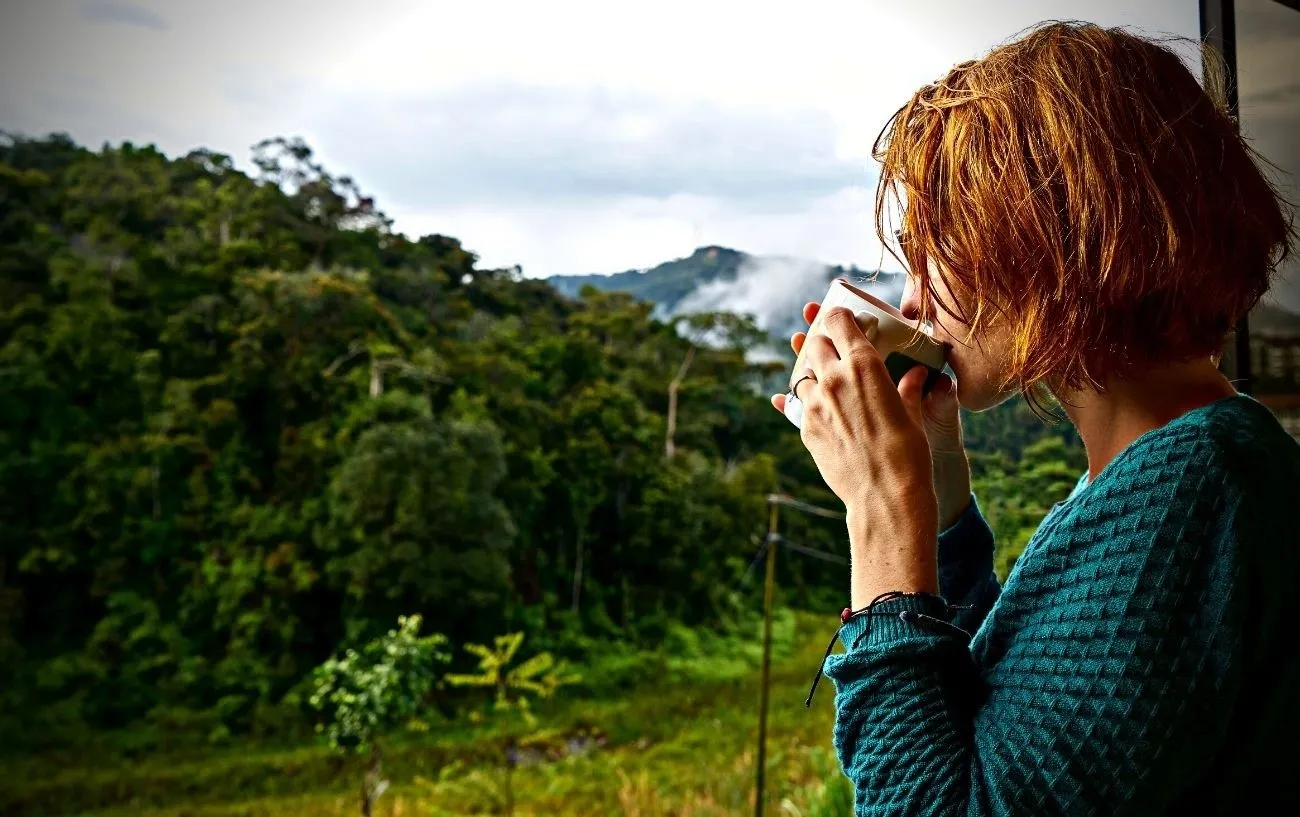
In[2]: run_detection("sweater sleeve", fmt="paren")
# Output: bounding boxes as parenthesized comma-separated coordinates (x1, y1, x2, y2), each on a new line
(937, 495, 1000, 636)
(823, 463, 1242, 816)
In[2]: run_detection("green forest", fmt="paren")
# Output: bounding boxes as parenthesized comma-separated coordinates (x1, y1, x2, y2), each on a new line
(0, 133, 1085, 814)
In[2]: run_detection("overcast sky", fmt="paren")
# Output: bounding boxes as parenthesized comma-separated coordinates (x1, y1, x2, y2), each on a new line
(0, 0, 1244, 281)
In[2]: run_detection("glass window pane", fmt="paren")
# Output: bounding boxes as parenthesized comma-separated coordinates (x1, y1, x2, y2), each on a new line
(1238, 0, 1300, 434)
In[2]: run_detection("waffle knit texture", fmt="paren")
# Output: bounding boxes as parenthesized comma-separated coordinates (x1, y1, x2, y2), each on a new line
(824, 394, 1300, 815)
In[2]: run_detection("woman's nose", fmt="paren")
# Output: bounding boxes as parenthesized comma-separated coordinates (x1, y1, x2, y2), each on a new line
(899, 278, 921, 321)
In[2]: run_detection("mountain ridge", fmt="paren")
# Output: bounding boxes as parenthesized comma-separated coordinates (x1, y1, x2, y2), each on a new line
(547, 246, 905, 342)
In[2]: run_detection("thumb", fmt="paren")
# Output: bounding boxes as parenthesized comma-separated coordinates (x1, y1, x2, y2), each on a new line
(854, 312, 881, 344)
(922, 373, 964, 453)
(896, 365, 928, 428)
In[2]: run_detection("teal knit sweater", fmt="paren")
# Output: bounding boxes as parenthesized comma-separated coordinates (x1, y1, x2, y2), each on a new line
(824, 394, 1300, 815)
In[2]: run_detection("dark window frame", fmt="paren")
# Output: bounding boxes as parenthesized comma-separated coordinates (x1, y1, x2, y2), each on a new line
(1199, 0, 1254, 391)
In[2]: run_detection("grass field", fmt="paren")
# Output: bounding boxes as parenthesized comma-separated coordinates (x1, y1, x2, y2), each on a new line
(3, 611, 855, 816)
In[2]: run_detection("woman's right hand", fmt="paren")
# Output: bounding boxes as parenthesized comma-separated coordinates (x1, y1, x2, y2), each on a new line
(790, 301, 972, 530)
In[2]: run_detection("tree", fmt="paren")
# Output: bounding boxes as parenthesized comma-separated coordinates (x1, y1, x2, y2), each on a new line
(309, 614, 449, 817)
(319, 413, 515, 636)
(665, 311, 767, 459)
(250, 136, 391, 264)
(445, 633, 579, 816)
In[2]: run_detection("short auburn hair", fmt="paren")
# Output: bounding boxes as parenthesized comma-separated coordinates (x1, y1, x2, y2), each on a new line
(875, 21, 1294, 394)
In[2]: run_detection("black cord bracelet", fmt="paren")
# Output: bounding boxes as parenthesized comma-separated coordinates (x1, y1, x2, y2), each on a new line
(803, 591, 971, 708)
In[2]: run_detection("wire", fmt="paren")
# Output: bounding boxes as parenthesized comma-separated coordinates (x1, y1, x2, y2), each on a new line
(722, 497, 848, 608)
(738, 538, 770, 587)
(771, 535, 849, 565)
(765, 494, 846, 520)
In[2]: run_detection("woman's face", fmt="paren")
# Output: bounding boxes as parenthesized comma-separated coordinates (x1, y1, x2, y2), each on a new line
(899, 266, 1017, 412)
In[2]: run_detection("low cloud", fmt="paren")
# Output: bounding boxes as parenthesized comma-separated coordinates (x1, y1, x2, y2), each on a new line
(674, 255, 904, 339)
(677, 256, 835, 332)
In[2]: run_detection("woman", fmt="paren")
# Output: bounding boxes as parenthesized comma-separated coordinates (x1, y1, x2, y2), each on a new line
(771, 22, 1298, 815)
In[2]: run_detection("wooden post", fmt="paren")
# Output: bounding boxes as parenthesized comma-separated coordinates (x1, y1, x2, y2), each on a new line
(754, 498, 779, 817)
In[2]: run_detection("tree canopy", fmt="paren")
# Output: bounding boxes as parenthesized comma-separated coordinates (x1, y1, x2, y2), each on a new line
(0, 132, 1083, 747)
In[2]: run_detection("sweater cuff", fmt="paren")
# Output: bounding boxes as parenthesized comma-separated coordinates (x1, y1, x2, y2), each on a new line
(837, 594, 954, 651)
(937, 494, 994, 599)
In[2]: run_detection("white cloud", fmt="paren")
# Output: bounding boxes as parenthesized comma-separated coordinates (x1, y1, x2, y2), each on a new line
(0, 0, 1202, 280)
(306, 84, 867, 209)
(677, 256, 836, 332)
(389, 186, 884, 277)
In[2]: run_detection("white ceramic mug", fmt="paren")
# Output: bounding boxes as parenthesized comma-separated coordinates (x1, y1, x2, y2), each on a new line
(784, 280, 947, 429)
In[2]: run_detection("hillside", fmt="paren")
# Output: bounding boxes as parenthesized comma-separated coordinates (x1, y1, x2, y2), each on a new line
(548, 246, 752, 312)
(2, 133, 850, 748)
(548, 246, 906, 342)
(0, 133, 1091, 817)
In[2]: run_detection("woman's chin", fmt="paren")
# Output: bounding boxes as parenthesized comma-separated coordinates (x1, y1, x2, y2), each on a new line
(955, 379, 1014, 413)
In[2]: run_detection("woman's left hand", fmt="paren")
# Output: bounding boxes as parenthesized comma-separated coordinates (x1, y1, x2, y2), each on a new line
(771, 306, 940, 605)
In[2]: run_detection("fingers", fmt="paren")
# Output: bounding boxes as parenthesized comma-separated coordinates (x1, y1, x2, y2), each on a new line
(924, 373, 956, 407)
(922, 373, 959, 421)
(897, 365, 929, 428)
(921, 372, 965, 454)
(803, 333, 840, 375)
(821, 307, 872, 357)
(856, 312, 880, 344)
(791, 302, 820, 352)
(773, 391, 807, 428)
(793, 308, 881, 357)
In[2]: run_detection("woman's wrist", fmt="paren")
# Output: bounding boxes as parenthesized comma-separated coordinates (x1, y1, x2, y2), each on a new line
(931, 451, 972, 531)
(845, 503, 939, 607)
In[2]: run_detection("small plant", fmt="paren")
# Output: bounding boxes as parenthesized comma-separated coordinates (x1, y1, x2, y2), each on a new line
(309, 614, 450, 816)
(445, 632, 579, 815)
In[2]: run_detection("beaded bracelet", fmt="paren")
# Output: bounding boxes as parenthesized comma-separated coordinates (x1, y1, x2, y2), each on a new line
(803, 590, 971, 708)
